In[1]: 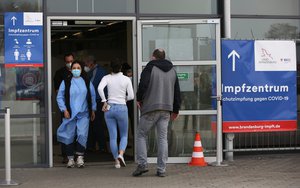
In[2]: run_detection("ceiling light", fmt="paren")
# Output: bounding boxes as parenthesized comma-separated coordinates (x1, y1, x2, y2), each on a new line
(73, 32, 82, 36)
(88, 28, 98, 31)
(60, 35, 68, 40)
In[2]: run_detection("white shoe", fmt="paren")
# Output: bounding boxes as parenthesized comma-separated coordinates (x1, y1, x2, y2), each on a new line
(76, 156, 84, 168)
(117, 154, 126, 167)
(67, 159, 75, 168)
(115, 161, 121, 169)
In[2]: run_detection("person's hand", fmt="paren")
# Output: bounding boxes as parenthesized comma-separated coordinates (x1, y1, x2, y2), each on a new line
(170, 113, 179, 121)
(90, 111, 95, 121)
(64, 110, 70, 119)
(102, 102, 108, 112)
(137, 101, 142, 109)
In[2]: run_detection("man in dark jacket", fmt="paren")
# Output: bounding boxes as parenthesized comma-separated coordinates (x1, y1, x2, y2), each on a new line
(132, 49, 181, 177)
(84, 55, 108, 152)
(53, 53, 73, 93)
(53, 53, 74, 163)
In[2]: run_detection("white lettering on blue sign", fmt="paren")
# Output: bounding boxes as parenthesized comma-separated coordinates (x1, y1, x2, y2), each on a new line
(222, 83, 289, 95)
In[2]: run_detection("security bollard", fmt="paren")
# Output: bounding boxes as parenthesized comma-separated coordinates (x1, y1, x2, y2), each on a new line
(0, 107, 19, 186)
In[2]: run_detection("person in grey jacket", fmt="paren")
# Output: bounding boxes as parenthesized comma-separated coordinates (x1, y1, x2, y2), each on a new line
(132, 48, 181, 177)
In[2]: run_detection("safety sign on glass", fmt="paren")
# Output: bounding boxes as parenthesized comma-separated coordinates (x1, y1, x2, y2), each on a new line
(4, 12, 43, 67)
(222, 40, 297, 133)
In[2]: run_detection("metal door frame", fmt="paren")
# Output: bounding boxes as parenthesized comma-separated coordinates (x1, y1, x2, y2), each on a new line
(137, 19, 222, 163)
(47, 16, 136, 167)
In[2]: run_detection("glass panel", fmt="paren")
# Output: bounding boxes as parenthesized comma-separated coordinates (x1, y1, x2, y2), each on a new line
(0, 17, 3, 66)
(232, 0, 300, 15)
(232, 19, 300, 40)
(78, 0, 92, 13)
(0, 118, 47, 167)
(46, 0, 76, 13)
(147, 115, 216, 157)
(0, 67, 45, 114)
(139, 0, 217, 14)
(142, 23, 216, 61)
(94, 0, 135, 13)
(176, 65, 216, 110)
(0, 0, 42, 12)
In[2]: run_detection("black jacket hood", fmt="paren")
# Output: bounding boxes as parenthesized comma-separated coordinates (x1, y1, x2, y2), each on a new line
(148, 59, 173, 72)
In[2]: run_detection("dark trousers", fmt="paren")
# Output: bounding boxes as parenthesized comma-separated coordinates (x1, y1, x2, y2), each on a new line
(127, 100, 134, 136)
(87, 101, 107, 151)
(65, 142, 85, 157)
(60, 112, 67, 157)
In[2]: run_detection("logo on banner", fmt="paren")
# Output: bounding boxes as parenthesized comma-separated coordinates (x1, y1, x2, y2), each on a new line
(255, 41, 296, 71)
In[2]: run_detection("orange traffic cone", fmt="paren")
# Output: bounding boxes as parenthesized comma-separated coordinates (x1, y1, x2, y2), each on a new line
(188, 132, 207, 166)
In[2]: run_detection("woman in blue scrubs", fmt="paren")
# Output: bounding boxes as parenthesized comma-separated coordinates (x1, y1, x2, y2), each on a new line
(56, 61, 96, 168)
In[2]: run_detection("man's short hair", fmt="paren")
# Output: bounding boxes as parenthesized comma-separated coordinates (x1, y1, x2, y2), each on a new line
(64, 52, 74, 59)
(84, 55, 96, 65)
(152, 49, 165, 60)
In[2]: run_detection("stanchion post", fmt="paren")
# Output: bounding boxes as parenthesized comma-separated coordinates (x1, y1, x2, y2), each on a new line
(32, 102, 38, 164)
(211, 96, 228, 167)
(0, 107, 19, 186)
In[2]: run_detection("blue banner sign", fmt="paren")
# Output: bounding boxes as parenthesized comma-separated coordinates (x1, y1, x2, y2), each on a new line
(4, 12, 43, 67)
(222, 40, 297, 132)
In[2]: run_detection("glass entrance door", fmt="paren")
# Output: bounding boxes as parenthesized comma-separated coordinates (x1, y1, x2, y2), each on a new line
(137, 19, 221, 163)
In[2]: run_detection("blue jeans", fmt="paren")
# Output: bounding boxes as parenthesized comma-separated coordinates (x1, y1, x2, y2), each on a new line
(104, 103, 128, 159)
(136, 111, 170, 173)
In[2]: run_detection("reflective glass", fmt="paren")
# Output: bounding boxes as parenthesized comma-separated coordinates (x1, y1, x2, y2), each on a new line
(46, 0, 76, 13)
(78, 0, 92, 13)
(0, 17, 3, 66)
(232, 19, 300, 40)
(0, 118, 47, 167)
(94, 0, 135, 13)
(139, 0, 217, 14)
(176, 65, 216, 110)
(0, 67, 45, 115)
(47, 0, 135, 14)
(147, 115, 217, 157)
(142, 23, 216, 61)
(0, 0, 42, 12)
(232, 0, 300, 15)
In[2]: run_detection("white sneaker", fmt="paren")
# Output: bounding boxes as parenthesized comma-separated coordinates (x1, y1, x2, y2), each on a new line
(67, 159, 75, 168)
(115, 161, 121, 169)
(115, 163, 121, 168)
(76, 156, 84, 168)
(117, 154, 126, 167)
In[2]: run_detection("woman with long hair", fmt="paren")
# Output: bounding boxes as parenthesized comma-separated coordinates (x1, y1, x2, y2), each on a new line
(98, 59, 134, 168)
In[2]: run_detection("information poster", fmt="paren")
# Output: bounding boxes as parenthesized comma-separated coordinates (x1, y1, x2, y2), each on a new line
(222, 40, 297, 132)
(4, 12, 43, 67)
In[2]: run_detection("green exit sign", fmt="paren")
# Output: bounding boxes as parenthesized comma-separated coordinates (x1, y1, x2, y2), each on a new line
(177, 73, 189, 80)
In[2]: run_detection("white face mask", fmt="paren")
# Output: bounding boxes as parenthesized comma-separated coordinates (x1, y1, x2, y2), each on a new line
(84, 66, 91, 72)
(66, 63, 72, 69)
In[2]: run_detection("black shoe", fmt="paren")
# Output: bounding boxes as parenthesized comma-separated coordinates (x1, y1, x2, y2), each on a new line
(132, 166, 149, 177)
(156, 171, 166, 177)
(62, 156, 68, 164)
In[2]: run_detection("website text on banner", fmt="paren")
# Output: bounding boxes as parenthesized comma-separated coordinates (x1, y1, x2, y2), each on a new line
(221, 40, 297, 133)
(4, 12, 43, 68)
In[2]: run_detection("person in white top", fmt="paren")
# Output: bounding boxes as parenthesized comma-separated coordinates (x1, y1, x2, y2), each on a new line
(98, 59, 134, 168)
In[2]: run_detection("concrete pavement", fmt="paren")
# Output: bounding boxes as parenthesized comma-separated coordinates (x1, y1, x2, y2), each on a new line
(1, 153, 299, 188)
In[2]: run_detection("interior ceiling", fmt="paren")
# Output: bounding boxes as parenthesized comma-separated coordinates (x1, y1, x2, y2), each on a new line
(51, 20, 125, 42)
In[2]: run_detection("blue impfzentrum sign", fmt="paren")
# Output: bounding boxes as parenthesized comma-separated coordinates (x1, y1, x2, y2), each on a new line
(222, 40, 297, 132)
(4, 12, 43, 67)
